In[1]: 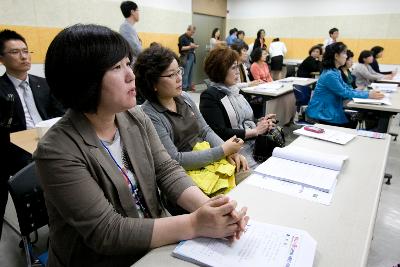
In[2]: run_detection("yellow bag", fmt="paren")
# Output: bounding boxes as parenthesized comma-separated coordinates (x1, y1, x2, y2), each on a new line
(186, 142, 236, 196)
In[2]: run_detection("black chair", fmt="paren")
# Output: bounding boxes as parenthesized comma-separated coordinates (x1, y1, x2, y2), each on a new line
(8, 162, 49, 267)
(293, 84, 312, 124)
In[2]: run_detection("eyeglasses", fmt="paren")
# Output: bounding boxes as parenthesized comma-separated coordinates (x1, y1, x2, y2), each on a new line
(3, 49, 33, 57)
(160, 67, 184, 79)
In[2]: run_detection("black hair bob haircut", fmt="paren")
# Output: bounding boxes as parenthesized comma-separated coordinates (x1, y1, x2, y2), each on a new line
(322, 42, 347, 70)
(133, 45, 179, 103)
(371, 46, 384, 58)
(45, 24, 133, 113)
(358, 50, 373, 63)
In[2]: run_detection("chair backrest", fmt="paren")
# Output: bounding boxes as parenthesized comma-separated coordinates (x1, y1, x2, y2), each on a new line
(293, 84, 312, 107)
(8, 162, 48, 236)
(286, 64, 297, 77)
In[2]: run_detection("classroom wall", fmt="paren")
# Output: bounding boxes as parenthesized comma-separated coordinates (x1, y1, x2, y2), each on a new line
(0, 0, 192, 64)
(227, 0, 400, 64)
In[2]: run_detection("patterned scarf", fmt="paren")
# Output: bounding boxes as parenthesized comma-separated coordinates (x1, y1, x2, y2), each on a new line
(208, 81, 256, 130)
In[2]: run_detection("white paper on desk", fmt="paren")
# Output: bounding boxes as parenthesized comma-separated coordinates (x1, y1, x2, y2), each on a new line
(371, 83, 398, 93)
(253, 82, 283, 91)
(293, 126, 356, 145)
(353, 94, 391, 105)
(246, 173, 336, 205)
(282, 77, 309, 82)
(172, 220, 317, 267)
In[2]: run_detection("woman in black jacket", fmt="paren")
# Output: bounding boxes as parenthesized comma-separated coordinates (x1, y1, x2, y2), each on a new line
(297, 45, 322, 78)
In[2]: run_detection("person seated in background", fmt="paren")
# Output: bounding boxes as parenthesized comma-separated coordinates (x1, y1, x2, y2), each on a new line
(253, 29, 267, 50)
(209, 28, 226, 50)
(297, 45, 322, 78)
(268, 37, 287, 80)
(200, 46, 276, 169)
(231, 43, 264, 118)
(370, 46, 397, 75)
(352, 50, 394, 88)
(340, 50, 356, 88)
(225, 28, 238, 46)
(250, 48, 273, 82)
(134, 45, 248, 173)
(34, 24, 248, 266)
(230, 42, 263, 88)
(0, 29, 64, 238)
(234, 30, 245, 46)
(306, 42, 384, 128)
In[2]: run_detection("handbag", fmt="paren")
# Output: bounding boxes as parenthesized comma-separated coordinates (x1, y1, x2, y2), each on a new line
(253, 126, 285, 163)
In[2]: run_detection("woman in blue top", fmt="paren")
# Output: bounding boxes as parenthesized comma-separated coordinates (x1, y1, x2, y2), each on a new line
(306, 42, 384, 128)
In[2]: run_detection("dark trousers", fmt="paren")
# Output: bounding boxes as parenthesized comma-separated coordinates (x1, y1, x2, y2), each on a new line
(0, 136, 32, 239)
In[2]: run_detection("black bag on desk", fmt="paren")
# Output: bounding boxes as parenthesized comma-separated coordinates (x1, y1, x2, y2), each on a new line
(253, 126, 285, 163)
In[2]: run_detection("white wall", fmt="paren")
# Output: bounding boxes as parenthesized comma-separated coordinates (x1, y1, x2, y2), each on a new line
(227, 0, 400, 18)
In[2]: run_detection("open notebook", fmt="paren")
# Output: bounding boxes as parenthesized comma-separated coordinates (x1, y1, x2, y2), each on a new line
(254, 146, 348, 192)
(172, 220, 317, 267)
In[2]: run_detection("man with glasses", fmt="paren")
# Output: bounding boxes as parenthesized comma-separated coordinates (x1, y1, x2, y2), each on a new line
(0, 29, 64, 238)
(119, 1, 142, 65)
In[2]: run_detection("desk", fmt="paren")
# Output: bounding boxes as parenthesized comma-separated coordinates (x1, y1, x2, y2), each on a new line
(347, 90, 400, 132)
(10, 129, 39, 154)
(378, 74, 400, 85)
(133, 125, 390, 267)
(241, 78, 317, 125)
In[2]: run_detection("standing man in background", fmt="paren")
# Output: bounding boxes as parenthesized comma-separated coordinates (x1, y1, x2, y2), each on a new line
(323, 27, 339, 49)
(119, 1, 142, 65)
(178, 25, 199, 91)
(0, 29, 64, 238)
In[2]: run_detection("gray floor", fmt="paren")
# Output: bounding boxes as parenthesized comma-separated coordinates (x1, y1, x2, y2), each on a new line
(1, 92, 399, 266)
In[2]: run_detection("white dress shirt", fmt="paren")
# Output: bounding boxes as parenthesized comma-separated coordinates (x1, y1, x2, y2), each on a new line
(7, 73, 42, 129)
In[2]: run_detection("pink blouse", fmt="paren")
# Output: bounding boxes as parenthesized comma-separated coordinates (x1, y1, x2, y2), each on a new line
(250, 62, 273, 82)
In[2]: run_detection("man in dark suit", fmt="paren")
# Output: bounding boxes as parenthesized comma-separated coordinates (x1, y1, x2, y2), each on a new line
(0, 29, 64, 238)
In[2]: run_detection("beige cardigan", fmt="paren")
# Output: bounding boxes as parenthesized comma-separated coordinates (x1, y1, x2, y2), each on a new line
(34, 107, 194, 266)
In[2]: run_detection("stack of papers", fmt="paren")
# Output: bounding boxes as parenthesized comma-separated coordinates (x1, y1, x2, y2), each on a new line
(35, 117, 61, 138)
(173, 220, 317, 267)
(246, 173, 336, 205)
(253, 82, 283, 91)
(254, 146, 347, 193)
(294, 126, 356, 145)
(353, 95, 391, 105)
(370, 83, 398, 93)
(357, 130, 386, 139)
(281, 77, 309, 82)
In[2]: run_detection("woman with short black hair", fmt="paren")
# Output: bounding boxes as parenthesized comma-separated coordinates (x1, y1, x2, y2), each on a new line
(250, 47, 273, 82)
(297, 45, 323, 78)
(340, 49, 356, 88)
(35, 24, 248, 266)
(370, 46, 396, 75)
(352, 50, 394, 88)
(306, 42, 384, 128)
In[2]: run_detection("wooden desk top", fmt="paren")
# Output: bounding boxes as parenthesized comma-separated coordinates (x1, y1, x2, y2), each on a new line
(10, 129, 39, 154)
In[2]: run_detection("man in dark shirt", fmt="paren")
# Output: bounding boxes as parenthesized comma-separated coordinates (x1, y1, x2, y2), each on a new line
(178, 25, 199, 91)
(0, 29, 64, 238)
